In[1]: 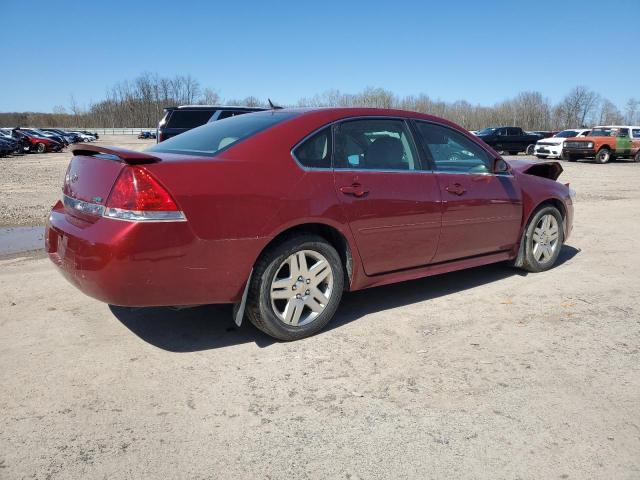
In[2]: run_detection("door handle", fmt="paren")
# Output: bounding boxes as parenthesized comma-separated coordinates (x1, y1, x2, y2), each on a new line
(445, 183, 466, 196)
(340, 183, 369, 197)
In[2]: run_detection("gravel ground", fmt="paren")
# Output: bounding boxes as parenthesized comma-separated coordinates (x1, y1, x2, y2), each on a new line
(0, 135, 152, 227)
(0, 142, 639, 479)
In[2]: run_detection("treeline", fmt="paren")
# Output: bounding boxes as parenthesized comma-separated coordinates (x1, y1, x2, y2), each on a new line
(1, 72, 639, 130)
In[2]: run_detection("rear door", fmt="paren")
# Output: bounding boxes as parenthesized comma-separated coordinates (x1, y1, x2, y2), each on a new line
(414, 121, 523, 263)
(616, 128, 632, 155)
(332, 118, 442, 275)
(507, 127, 524, 152)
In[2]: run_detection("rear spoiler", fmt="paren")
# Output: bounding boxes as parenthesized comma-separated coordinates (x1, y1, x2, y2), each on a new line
(71, 144, 160, 164)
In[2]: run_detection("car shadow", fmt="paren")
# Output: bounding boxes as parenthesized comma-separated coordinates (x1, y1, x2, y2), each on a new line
(109, 245, 580, 352)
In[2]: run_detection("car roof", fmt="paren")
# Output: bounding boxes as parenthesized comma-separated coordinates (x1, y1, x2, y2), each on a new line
(593, 125, 640, 129)
(166, 105, 267, 111)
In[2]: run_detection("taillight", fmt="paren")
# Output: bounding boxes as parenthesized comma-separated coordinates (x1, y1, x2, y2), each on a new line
(103, 166, 185, 222)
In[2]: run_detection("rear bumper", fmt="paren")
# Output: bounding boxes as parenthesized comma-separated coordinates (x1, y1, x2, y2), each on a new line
(46, 201, 266, 306)
(563, 147, 596, 158)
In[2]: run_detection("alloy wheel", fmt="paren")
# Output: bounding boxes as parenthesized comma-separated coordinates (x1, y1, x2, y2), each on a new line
(269, 250, 334, 327)
(532, 214, 560, 264)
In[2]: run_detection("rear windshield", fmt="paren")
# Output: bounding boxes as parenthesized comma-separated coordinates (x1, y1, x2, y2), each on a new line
(165, 109, 216, 128)
(555, 130, 579, 138)
(147, 111, 298, 157)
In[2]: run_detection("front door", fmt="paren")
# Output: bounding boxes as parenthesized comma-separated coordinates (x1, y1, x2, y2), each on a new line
(413, 121, 523, 263)
(332, 118, 442, 275)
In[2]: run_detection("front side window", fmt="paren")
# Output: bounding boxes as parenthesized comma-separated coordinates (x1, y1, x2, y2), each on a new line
(293, 127, 331, 169)
(415, 121, 492, 174)
(334, 119, 418, 171)
(590, 127, 613, 137)
(618, 128, 630, 137)
(148, 111, 297, 157)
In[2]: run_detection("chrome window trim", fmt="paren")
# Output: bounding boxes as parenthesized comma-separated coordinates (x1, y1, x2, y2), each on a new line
(290, 115, 424, 172)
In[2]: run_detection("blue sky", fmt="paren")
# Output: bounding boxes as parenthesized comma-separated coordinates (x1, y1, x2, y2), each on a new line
(2, 0, 639, 112)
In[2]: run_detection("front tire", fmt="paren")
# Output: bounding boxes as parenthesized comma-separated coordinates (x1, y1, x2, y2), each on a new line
(526, 144, 535, 155)
(36, 143, 46, 153)
(595, 147, 611, 164)
(520, 206, 564, 273)
(634, 151, 640, 163)
(246, 235, 344, 341)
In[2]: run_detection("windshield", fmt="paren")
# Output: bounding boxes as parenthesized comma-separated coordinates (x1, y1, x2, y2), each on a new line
(555, 130, 579, 138)
(476, 128, 496, 135)
(590, 128, 613, 137)
(147, 110, 298, 157)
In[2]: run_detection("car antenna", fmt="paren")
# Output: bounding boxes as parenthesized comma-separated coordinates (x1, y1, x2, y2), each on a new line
(268, 98, 283, 110)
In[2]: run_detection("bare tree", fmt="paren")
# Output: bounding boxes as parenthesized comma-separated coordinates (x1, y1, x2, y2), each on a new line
(625, 98, 639, 124)
(598, 99, 624, 125)
(0, 75, 632, 132)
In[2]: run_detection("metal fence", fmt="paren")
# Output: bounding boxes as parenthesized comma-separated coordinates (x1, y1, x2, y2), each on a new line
(51, 127, 156, 135)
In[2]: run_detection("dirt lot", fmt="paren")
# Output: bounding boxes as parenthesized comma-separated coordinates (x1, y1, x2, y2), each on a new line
(0, 135, 153, 227)
(1, 140, 639, 479)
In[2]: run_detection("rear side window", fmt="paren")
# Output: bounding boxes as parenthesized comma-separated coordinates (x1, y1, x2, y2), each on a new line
(633, 129, 640, 138)
(415, 121, 492, 173)
(293, 128, 331, 169)
(147, 111, 297, 157)
(165, 110, 216, 128)
(334, 119, 418, 171)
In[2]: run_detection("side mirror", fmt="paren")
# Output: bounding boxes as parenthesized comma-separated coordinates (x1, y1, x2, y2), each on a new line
(493, 158, 510, 174)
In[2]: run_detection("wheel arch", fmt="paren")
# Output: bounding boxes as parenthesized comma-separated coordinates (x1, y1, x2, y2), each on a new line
(515, 197, 567, 267)
(256, 222, 354, 290)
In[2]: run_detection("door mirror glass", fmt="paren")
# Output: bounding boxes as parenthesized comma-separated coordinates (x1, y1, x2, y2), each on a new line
(493, 158, 510, 173)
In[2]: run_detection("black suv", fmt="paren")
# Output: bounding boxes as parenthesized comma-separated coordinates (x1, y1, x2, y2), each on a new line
(156, 105, 265, 143)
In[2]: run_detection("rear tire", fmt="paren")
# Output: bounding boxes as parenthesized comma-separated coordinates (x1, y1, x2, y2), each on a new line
(520, 206, 564, 273)
(595, 147, 611, 164)
(246, 234, 344, 341)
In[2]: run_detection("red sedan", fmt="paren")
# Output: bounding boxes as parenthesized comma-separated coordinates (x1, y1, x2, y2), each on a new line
(46, 108, 574, 340)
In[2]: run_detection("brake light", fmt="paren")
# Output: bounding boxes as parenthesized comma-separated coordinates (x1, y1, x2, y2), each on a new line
(103, 166, 185, 222)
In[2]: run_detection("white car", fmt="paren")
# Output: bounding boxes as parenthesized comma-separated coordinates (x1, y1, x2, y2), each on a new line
(534, 129, 591, 159)
(69, 131, 96, 142)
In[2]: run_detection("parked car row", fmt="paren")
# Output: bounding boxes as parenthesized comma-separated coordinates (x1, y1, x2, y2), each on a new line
(471, 124, 640, 164)
(0, 127, 99, 156)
